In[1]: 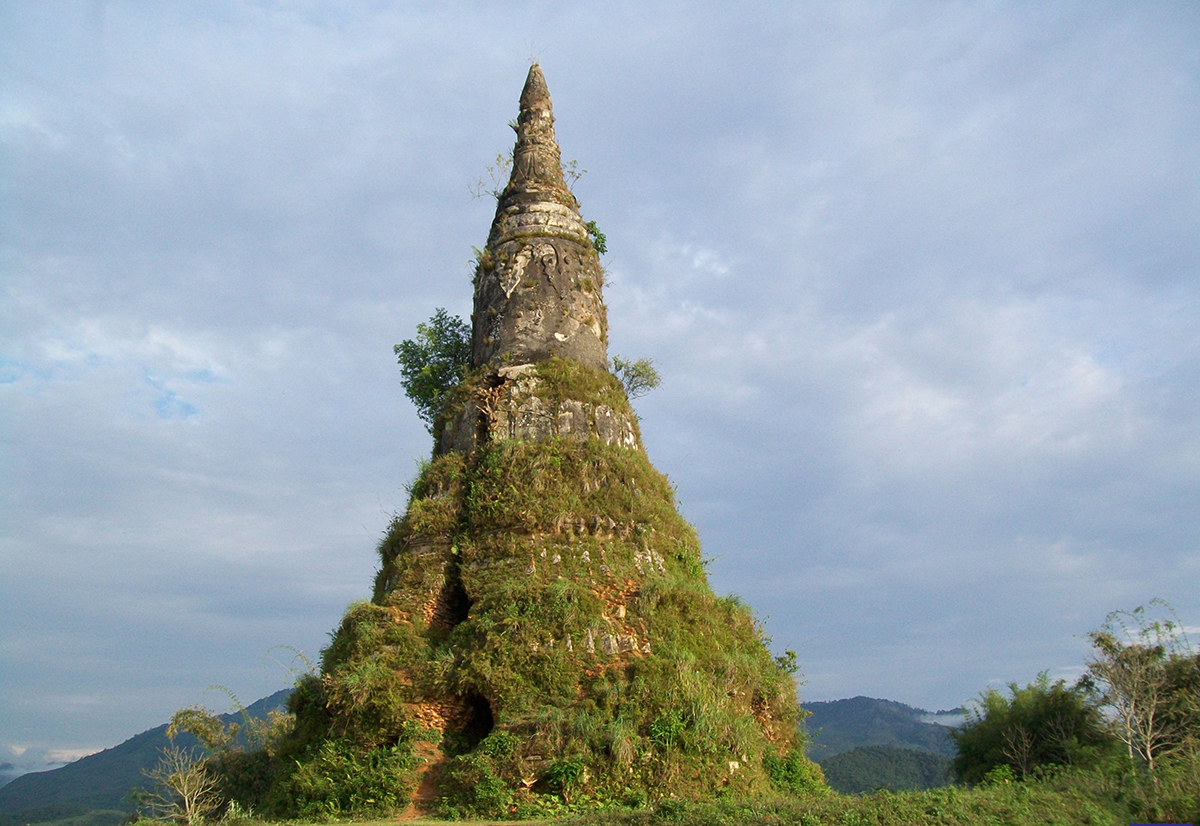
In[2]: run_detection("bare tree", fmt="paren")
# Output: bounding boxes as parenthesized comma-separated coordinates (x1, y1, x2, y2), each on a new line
(1000, 722, 1035, 778)
(1085, 601, 1197, 773)
(138, 744, 221, 825)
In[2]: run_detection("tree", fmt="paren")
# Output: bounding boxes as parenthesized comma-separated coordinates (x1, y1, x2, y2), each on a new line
(137, 744, 222, 825)
(950, 672, 1116, 784)
(610, 355, 660, 399)
(1085, 601, 1200, 773)
(160, 692, 295, 817)
(394, 309, 472, 432)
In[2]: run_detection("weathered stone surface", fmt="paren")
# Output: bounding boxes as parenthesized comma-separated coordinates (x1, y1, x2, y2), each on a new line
(437, 373, 641, 455)
(404, 698, 467, 733)
(513, 395, 553, 441)
(471, 65, 608, 371)
(497, 363, 537, 380)
(633, 548, 667, 575)
(440, 399, 480, 455)
(557, 399, 589, 440)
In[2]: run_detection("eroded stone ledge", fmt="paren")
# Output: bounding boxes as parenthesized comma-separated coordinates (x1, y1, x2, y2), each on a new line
(438, 367, 640, 455)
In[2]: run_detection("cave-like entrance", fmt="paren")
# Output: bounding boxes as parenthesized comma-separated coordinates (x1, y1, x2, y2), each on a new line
(460, 693, 494, 751)
(432, 560, 472, 630)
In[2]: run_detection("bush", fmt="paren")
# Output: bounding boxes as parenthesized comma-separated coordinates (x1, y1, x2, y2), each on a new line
(438, 751, 515, 818)
(950, 672, 1117, 784)
(764, 746, 828, 796)
(546, 755, 591, 803)
(585, 220, 607, 255)
(610, 355, 660, 399)
(270, 738, 419, 819)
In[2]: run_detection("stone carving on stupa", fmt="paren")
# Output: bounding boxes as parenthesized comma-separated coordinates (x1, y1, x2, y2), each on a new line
(437, 65, 637, 456)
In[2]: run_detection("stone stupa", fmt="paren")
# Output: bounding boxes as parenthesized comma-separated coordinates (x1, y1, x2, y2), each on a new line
(270, 65, 822, 818)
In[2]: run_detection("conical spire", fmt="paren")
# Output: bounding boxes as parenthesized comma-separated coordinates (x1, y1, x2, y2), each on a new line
(504, 63, 571, 196)
(487, 64, 589, 249)
(470, 64, 607, 372)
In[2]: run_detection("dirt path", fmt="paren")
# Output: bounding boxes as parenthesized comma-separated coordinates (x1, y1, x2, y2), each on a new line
(397, 741, 446, 821)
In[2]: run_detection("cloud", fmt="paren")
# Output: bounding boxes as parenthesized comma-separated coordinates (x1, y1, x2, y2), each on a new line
(2, 1, 1198, 753)
(45, 748, 100, 766)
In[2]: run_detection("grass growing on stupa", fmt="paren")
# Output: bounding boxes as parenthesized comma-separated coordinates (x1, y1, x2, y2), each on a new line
(258, 359, 822, 818)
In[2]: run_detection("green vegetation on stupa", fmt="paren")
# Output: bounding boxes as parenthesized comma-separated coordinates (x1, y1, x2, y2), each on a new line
(278, 405, 817, 817)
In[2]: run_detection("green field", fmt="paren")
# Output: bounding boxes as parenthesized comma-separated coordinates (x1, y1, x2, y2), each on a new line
(0, 778, 1149, 826)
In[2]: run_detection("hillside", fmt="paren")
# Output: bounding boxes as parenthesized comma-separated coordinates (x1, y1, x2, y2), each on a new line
(802, 696, 961, 760)
(0, 804, 126, 826)
(0, 690, 290, 815)
(818, 746, 952, 794)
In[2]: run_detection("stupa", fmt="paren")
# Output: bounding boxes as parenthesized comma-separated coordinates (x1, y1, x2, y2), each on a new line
(271, 65, 822, 818)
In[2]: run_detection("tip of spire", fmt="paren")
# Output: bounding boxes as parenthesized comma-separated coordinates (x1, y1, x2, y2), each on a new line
(497, 63, 573, 206)
(520, 63, 551, 115)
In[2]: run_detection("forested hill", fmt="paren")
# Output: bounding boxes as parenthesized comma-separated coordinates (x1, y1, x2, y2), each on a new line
(819, 746, 952, 794)
(0, 690, 290, 815)
(802, 696, 962, 760)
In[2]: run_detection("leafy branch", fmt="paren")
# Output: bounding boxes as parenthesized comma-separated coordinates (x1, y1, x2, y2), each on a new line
(395, 309, 472, 432)
(610, 355, 660, 399)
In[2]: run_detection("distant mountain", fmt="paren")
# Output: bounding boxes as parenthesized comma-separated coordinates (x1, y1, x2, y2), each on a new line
(802, 696, 962, 760)
(819, 746, 953, 794)
(0, 689, 291, 816)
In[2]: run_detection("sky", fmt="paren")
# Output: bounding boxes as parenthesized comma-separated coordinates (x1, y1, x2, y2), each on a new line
(3, 1, 1199, 774)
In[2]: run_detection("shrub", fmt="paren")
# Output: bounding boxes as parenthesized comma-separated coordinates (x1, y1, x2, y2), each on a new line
(585, 220, 607, 255)
(270, 738, 418, 819)
(610, 355, 660, 399)
(547, 755, 591, 803)
(950, 672, 1116, 784)
(764, 746, 828, 796)
(438, 751, 515, 818)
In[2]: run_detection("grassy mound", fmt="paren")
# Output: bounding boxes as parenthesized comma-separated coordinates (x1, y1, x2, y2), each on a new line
(262, 361, 821, 818)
